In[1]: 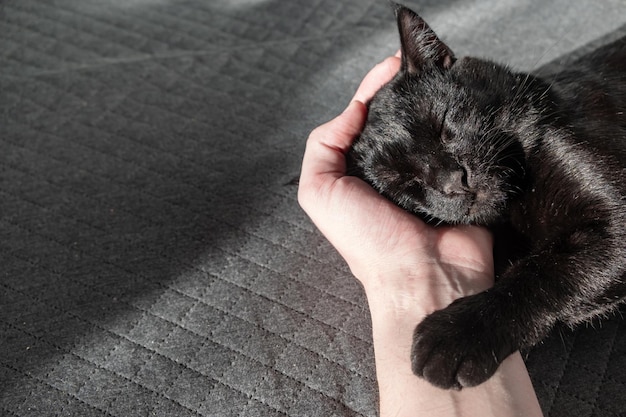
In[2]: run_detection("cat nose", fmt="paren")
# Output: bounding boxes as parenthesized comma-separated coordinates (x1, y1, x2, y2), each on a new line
(442, 169, 470, 195)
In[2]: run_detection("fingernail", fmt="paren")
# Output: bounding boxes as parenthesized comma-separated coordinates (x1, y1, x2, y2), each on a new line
(344, 100, 363, 113)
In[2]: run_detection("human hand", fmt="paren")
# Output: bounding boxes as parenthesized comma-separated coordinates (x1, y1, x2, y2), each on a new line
(298, 54, 494, 314)
(298, 54, 543, 417)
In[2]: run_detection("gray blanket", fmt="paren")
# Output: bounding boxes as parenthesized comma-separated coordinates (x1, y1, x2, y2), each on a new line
(2, 0, 625, 416)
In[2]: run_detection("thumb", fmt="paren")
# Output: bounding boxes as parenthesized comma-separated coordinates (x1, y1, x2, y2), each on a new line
(299, 100, 367, 187)
(318, 100, 368, 154)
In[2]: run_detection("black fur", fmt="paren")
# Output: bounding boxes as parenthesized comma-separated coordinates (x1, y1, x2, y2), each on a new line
(348, 4, 626, 389)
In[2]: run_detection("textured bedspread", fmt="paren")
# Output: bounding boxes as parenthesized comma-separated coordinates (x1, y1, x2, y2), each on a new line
(2, 1, 626, 416)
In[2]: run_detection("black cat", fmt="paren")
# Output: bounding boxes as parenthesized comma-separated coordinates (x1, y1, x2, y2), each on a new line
(348, 4, 626, 389)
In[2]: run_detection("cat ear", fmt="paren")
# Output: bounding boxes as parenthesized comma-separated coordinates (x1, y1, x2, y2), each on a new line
(394, 4, 455, 75)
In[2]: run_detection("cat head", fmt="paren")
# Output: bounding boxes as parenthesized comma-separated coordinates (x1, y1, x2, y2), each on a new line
(349, 5, 539, 225)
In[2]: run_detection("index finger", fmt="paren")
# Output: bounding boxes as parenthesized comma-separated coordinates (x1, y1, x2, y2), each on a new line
(351, 55, 401, 103)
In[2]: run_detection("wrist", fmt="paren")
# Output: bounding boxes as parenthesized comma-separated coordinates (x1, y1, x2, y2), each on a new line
(361, 267, 542, 417)
(360, 261, 494, 319)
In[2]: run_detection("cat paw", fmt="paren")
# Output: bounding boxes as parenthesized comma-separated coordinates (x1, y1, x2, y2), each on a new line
(411, 294, 515, 389)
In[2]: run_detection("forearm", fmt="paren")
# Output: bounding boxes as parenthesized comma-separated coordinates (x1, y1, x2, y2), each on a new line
(364, 269, 543, 417)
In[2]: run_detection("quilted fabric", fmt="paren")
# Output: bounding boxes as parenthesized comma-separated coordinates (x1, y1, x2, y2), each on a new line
(1, 0, 625, 416)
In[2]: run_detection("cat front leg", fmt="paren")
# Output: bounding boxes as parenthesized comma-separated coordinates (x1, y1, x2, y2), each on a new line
(410, 288, 527, 390)
(411, 224, 624, 389)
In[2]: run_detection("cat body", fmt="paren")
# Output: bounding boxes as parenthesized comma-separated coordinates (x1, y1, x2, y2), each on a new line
(348, 4, 626, 389)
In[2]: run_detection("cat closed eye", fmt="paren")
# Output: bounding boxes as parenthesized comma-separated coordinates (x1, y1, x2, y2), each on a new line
(438, 109, 451, 143)
(440, 129, 452, 144)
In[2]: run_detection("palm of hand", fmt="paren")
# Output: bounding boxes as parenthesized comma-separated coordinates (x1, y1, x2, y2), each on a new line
(317, 173, 493, 289)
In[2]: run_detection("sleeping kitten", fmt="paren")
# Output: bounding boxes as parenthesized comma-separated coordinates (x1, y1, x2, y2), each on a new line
(348, 4, 626, 389)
